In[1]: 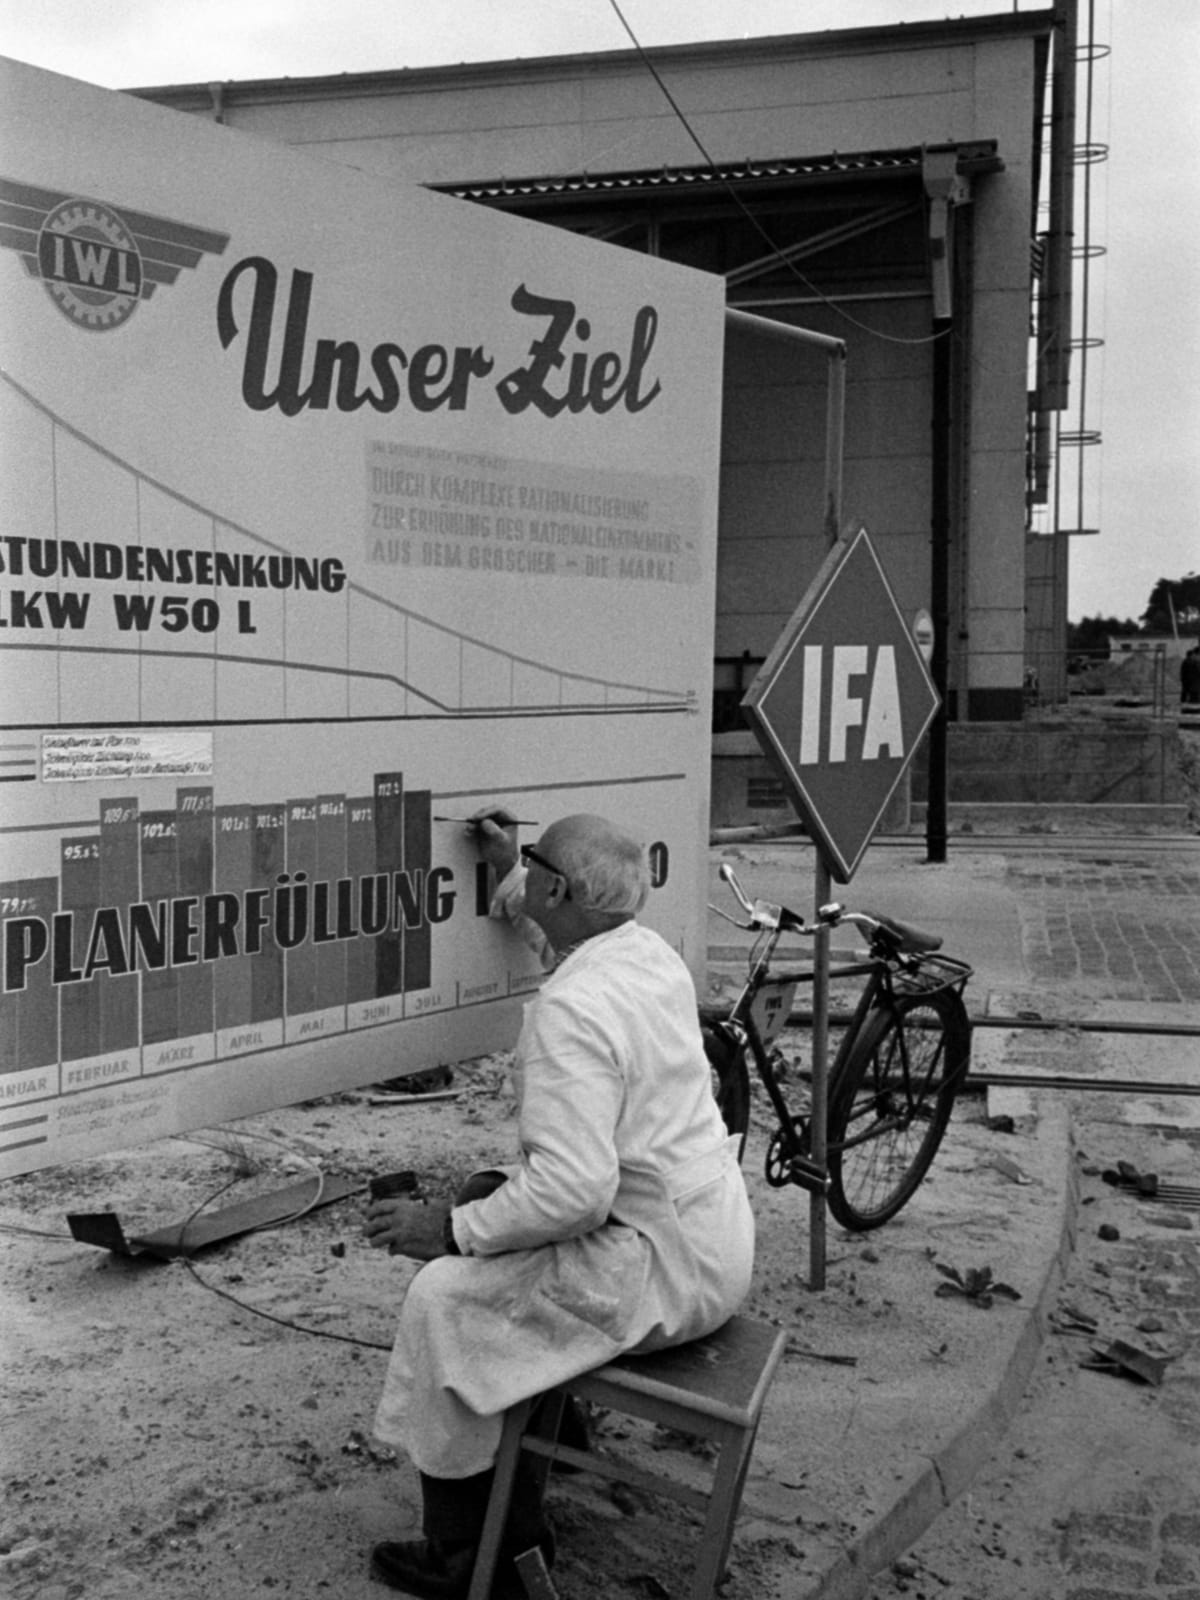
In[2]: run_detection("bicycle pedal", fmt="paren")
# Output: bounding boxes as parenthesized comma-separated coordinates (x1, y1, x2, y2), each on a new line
(765, 1118, 810, 1189)
(787, 1155, 830, 1195)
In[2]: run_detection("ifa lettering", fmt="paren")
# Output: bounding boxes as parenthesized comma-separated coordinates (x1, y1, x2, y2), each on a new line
(216, 262, 662, 420)
(797, 644, 904, 765)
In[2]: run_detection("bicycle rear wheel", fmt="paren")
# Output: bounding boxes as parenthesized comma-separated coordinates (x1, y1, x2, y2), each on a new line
(825, 986, 970, 1230)
(701, 1017, 751, 1160)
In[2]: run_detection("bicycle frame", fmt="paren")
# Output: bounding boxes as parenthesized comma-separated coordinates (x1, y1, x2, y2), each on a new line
(721, 938, 886, 1195)
(707, 864, 973, 1208)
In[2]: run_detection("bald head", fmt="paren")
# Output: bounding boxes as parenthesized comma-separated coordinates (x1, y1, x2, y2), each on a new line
(539, 814, 649, 919)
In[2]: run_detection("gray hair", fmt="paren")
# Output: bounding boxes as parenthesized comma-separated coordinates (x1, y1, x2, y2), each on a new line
(558, 827, 650, 915)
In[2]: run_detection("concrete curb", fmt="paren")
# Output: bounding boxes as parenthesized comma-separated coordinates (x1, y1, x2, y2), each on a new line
(799, 1097, 1079, 1600)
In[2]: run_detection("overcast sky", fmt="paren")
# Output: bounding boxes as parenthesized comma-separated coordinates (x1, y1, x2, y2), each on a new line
(2, 0, 1197, 624)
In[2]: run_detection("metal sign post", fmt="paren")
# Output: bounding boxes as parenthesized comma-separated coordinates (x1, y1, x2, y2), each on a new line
(808, 867, 831, 1287)
(724, 308, 847, 1290)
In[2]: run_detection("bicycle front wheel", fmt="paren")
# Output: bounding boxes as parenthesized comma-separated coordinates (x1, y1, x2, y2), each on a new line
(826, 986, 971, 1230)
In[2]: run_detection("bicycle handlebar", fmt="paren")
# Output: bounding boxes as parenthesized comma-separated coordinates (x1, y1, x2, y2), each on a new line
(715, 862, 806, 933)
(713, 862, 944, 954)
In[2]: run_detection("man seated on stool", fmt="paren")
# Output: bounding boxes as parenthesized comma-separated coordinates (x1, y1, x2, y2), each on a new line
(363, 810, 755, 1597)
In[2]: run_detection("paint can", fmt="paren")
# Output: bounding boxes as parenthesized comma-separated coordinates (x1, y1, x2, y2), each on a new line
(369, 1169, 420, 1200)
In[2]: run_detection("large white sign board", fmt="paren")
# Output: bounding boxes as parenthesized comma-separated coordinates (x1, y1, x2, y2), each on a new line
(0, 59, 724, 1176)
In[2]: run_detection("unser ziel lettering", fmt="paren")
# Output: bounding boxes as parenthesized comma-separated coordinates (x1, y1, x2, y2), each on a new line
(215, 262, 662, 420)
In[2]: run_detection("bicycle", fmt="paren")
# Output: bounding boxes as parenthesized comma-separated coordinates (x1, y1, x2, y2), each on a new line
(702, 863, 973, 1231)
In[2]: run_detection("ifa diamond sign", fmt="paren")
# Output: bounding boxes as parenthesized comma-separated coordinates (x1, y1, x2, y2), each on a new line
(742, 527, 939, 882)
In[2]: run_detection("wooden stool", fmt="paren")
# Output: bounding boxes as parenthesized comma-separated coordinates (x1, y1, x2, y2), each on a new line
(466, 1314, 786, 1600)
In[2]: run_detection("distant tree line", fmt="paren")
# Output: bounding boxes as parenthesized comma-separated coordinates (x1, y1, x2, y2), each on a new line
(1142, 573, 1200, 633)
(1068, 573, 1200, 657)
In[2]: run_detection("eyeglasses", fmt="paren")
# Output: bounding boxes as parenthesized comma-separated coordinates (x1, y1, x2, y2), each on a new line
(520, 843, 571, 898)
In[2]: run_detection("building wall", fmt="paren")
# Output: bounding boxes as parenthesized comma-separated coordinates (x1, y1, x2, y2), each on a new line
(1026, 531, 1071, 702)
(142, 16, 1053, 724)
(719, 296, 932, 660)
(964, 40, 1044, 715)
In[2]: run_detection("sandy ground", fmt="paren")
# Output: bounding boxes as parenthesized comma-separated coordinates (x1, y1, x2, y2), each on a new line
(862, 1103, 1200, 1600)
(5, 813, 1196, 1600)
(6, 1023, 1189, 1600)
(1, 1051, 840, 1600)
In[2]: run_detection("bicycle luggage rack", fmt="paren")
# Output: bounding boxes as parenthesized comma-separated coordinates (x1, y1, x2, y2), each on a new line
(894, 952, 972, 1000)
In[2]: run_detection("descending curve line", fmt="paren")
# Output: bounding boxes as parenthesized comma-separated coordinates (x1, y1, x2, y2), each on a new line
(0, 638, 688, 718)
(344, 579, 685, 704)
(0, 370, 692, 709)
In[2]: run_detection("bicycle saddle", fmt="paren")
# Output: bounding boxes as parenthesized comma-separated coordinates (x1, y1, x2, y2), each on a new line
(864, 912, 943, 954)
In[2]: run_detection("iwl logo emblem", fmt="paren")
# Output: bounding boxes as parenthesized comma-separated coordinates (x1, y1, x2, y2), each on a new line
(39, 198, 143, 330)
(1, 177, 229, 331)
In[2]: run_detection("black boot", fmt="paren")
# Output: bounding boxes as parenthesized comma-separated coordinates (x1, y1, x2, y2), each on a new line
(371, 1465, 554, 1599)
(371, 1470, 492, 1598)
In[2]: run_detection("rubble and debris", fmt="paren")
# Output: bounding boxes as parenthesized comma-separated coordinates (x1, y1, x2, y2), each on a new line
(784, 1341, 859, 1366)
(983, 1153, 1033, 1185)
(1102, 1159, 1159, 1195)
(1079, 1338, 1172, 1387)
(1102, 1160, 1200, 1209)
(1050, 1304, 1099, 1336)
(366, 1088, 461, 1105)
(371, 1065, 455, 1095)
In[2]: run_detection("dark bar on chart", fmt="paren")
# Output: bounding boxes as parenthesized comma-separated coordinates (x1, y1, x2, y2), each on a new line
(315, 793, 348, 1010)
(140, 811, 180, 1044)
(250, 803, 285, 1023)
(285, 796, 317, 1018)
(374, 772, 404, 998)
(0, 876, 59, 1072)
(176, 788, 215, 1039)
(59, 834, 101, 1062)
(214, 804, 253, 1030)
(402, 789, 432, 991)
(97, 796, 139, 1053)
(345, 795, 376, 1004)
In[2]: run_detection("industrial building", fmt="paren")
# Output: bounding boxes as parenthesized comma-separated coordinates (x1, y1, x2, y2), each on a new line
(139, 4, 1086, 823)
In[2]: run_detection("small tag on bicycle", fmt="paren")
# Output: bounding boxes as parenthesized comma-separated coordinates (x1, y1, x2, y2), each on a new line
(749, 978, 799, 1046)
(751, 898, 785, 928)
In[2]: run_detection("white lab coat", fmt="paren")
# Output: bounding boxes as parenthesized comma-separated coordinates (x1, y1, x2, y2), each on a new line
(373, 910, 755, 1478)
